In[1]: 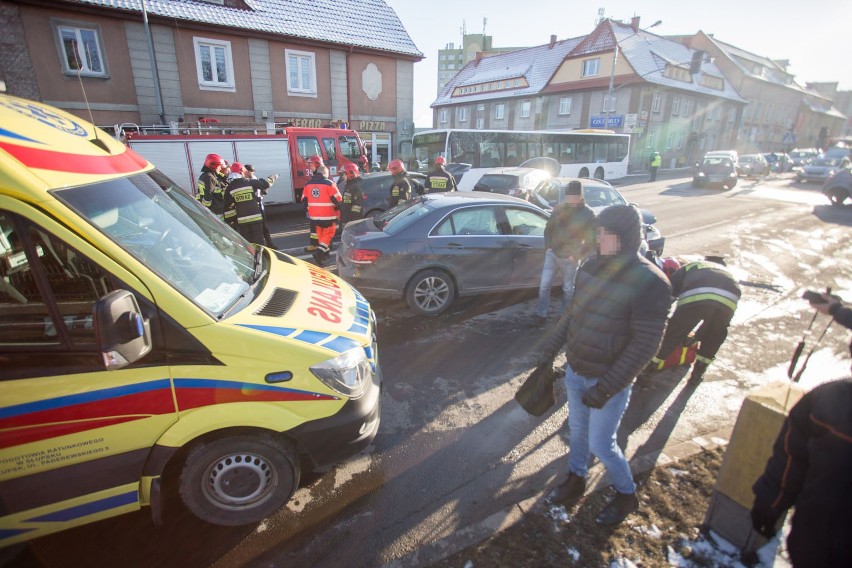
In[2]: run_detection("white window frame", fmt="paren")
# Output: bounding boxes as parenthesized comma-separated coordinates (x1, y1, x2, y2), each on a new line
(665, 132, 674, 150)
(475, 117, 485, 129)
(647, 130, 656, 150)
(457, 107, 468, 122)
(582, 58, 600, 77)
(520, 100, 531, 118)
(53, 20, 108, 78)
(193, 37, 235, 91)
(440, 109, 448, 124)
(495, 104, 505, 120)
(671, 96, 681, 116)
(558, 96, 572, 115)
(675, 131, 684, 149)
(285, 48, 317, 97)
(682, 98, 691, 118)
(652, 92, 662, 113)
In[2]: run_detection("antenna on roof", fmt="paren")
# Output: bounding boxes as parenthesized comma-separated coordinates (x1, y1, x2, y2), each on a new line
(482, 17, 487, 36)
(596, 7, 605, 25)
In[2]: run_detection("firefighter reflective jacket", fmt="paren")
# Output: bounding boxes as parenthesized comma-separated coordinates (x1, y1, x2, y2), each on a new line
(223, 174, 273, 227)
(196, 166, 226, 216)
(302, 175, 342, 221)
(340, 177, 364, 224)
(670, 260, 741, 313)
(389, 174, 412, 207)
(425, 168, 456, 192)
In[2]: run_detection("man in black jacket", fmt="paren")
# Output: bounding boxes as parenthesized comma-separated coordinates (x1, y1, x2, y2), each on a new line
(536, 180, 595, 318)
(543, 205, 672, 524)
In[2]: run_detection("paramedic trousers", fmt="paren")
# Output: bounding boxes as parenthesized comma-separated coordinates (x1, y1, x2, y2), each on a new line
(656, 301, 735, 362)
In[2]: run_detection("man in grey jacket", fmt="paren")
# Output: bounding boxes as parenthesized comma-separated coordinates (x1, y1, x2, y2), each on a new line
(542, 204, 672, 525)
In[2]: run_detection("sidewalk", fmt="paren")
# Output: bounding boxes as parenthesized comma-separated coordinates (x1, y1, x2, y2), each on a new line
(382, 426, 766, 567)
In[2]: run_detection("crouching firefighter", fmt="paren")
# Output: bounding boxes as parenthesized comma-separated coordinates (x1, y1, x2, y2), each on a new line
(650, 256, 741, 381)
(301, 165, 342, 266)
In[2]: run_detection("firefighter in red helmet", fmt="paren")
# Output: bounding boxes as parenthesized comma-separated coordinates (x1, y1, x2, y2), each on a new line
(197, 153, 227, 218)
(339, 162, 365, 229)
(387, 159, 412, 208)
(425, 155, 456, 194)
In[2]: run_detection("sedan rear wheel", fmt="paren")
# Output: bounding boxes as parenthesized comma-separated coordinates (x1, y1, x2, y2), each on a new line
(406, 269, 456, 315)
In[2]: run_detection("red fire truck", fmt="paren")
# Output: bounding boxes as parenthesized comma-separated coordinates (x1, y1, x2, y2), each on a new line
(125, 127, 366, 205)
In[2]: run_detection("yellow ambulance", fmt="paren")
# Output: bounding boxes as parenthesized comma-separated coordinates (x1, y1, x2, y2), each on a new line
(0, 94, 380, 546)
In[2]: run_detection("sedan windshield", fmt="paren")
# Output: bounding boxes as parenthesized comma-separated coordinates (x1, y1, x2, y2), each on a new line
(55, 169, 257, 317)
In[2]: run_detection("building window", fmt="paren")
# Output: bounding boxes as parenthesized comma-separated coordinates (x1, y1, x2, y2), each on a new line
(602, 93, 616, 112)
(682, 98, 691, 118)
(558, 96, 572, 115)
(285, 48, 317, 97)
(728, 108, 736, 124)
(54, 21, 107, 77)
(476, 117, 485, 129)
(448, 64, 455, 70)
(675, 131, 684, 149)
(495, 104, 505, 120)
(194, 37, 235, 91)
(440, 109, 448, 123)
(647, 130, 656, 150)
(652, 92, 662, 113)
(671, 96, 681, 116)
(665, 132, 674, 150)
(582, 58, 600, 77)
(520, 100, 531, 118)
(457, 107, 468, 122)
(713, 105, 722, 120)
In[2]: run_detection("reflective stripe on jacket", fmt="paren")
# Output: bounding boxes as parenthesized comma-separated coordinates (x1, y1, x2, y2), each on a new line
(671, 261, 741, 312)
(302, 177, 342, 220)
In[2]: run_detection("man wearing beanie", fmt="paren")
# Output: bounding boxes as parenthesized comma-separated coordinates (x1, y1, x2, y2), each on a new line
(537, 204, 672, 525)
(536, 180, 595, 318)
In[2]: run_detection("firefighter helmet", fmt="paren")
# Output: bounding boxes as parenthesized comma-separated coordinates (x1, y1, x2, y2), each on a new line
(343, 162, 360, 180)
(204, 153, 224, 169)
(230, 162, 245, 174)
(388, 159, 406, 175)
(308, 155, 324, 168)
(434, 156, 446, 166)
(659, 257, 681, 278)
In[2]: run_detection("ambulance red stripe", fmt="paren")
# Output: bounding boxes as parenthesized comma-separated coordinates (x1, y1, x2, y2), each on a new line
(0, 141, 148, 175)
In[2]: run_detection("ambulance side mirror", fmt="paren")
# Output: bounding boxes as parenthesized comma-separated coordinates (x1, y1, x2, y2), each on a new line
(94, 290, 152, 371)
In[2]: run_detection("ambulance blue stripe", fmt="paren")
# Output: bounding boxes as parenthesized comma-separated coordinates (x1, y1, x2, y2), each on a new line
(321, 336, 360, 353)
(0, 528, 35, 541)
(294, 330, 332, 344)
(0, 379, 171, 420)
(0, 127, 39, 143)
(174, 378, 305, 394)
(364, 346, 373, 360)
(26, 490, 138, 522)
(347, 323, 368, 334)
(239, 324, 298, 337)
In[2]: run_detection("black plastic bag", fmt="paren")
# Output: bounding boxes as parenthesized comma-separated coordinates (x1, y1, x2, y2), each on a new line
(515, 364, 559, 416)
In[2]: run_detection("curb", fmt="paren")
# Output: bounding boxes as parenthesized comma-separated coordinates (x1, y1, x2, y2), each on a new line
(382, 427, 733, 567)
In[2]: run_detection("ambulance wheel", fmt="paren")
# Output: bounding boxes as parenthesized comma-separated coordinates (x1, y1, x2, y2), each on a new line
(179, 433, 299, 526)
(406, 269, 455, 315)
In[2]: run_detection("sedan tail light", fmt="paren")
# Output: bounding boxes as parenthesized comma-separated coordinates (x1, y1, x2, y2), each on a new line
(349, 249, 382, 264)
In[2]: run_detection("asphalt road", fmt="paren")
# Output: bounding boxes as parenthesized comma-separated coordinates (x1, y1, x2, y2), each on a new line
(6, 172, 851, 568)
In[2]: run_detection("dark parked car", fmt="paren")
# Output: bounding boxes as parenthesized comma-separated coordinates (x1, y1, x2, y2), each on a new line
(762, 152, 793, 172)
(789, 148, 819, 169)
(796, 157, 846, 183)
(736, 154, 771, 177)
(338, 171, 428, 218)
(822, 168, 852, 206)
(693, 157, 738, 189)
(528, 177, 664, 257)
(338, 193, 549, 315)
(473, 167, 552, 199)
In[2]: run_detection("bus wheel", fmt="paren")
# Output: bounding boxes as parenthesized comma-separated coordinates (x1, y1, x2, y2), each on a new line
(593, 167, 605, 180)
(579, 168, 590, 178)
(179, 433, 299, 526)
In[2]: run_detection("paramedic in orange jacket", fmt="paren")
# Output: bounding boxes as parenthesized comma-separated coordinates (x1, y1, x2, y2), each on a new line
(301, 165, 341, 266)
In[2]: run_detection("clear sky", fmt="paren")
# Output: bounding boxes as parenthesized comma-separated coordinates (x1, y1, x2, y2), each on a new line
(385, 0, 852, 127)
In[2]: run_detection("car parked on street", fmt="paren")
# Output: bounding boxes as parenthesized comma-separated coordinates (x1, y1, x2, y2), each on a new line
(762, 152, 793, 172)
(338, 171, 429, 219)
(796, 157, 846, 183)
(789, 148, 819, 169)
(338, 193, 549, 315)
(527, 177, 665, 257)
(473, 167, 552, 200)
(822, 167, 852, 206)
(736, 154, 771, 177)
(693, 156, 738, 189)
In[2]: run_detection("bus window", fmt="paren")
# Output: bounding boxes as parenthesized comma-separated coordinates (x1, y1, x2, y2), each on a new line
(558, 142, 576, 164)
(449, 131, 479, 165)
(576, 141, 592, 163)
(593, 142, 608, 163)
(611, 140, 628, 161)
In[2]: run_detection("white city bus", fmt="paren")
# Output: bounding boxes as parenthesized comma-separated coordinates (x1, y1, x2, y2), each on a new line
(411, 128, 630, 191)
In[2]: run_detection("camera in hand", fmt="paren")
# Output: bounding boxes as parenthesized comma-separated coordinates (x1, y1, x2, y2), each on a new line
(803, 290, 828, 304)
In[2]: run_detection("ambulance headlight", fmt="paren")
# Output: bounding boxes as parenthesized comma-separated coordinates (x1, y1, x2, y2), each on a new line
(310, 348, 371, 399)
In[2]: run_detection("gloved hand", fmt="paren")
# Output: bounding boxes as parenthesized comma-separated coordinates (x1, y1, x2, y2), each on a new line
(267, 174, 279, 184)
(750, 506, 779, 538)
(581, 385, 611, 409)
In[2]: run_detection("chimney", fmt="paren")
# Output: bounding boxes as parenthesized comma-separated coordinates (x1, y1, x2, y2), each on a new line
(549, 34, 557, 48)
(474, 52, 483, 66)
(630, 16, 640, 32)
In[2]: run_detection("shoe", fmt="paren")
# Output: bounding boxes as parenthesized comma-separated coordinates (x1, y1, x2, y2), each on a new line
(595, 491, 639, 525)
(312, 250, 322, 266)
(549, 472, 586, 505)
(304, 244, 317, 252)
(689, 360, 709, 382)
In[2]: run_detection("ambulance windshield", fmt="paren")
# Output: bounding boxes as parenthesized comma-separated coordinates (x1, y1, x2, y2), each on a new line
(56, 170, 257, 316)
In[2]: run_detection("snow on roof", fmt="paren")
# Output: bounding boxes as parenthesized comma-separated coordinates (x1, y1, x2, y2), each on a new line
(701, 35, 801, 91)
(61, 0, 423, 58)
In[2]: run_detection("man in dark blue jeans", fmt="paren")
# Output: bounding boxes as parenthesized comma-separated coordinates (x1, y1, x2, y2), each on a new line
(539, 205, 672, 525)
